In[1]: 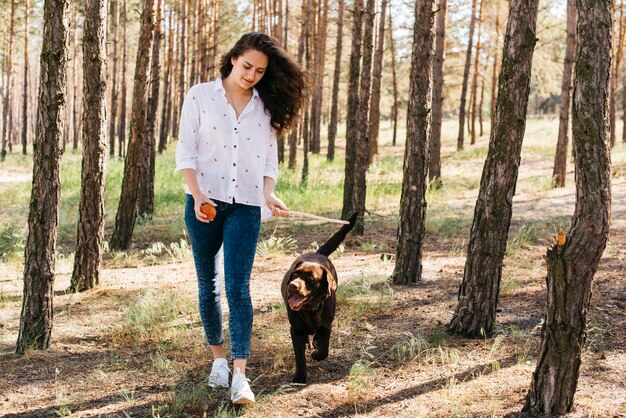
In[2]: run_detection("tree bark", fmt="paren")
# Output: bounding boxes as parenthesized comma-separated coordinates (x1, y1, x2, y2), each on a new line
(523, 0, 611, 413)
(429, 0, 447, 187)
(139, 0, 162, 218)
(1, 0, 16, 161)
(110, 0, 155, 251)
(470, 0, 483, 145)
(456, 0, 477, 151)
(391, 0, 435, 285)
(21, 0, 30, 155)
(118, 0, 128, 158)
(388, 5, 399, 147)
(71, 1, 80, 151)
(158, 6, 173, 154)
(610, 2, 624, 148)
(327, 0, 345, 162)
(490, 2, 501, 134)
(109, 0, 119, 157)
(70, 0, 107, 293)
(16, 0, 69, 354)
(310, 0, 328, 155)
(367, 0, 388, 166)
(447, 0, 539, 337)
(552, 0, 577, 187)
(342, 0, 374, 235)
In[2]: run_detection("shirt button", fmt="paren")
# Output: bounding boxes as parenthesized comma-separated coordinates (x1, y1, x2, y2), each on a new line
(233, 163, 236, 166)
(232, 179, 235, 182)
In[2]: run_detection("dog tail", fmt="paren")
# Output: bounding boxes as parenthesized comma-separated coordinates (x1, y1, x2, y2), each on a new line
(316, 212, 358, 257)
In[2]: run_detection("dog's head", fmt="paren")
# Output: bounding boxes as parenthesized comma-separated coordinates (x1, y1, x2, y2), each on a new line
(285, 261, 337, 311)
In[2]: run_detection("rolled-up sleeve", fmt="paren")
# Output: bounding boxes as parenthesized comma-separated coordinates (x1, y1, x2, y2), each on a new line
(175, 87, 201, 172)
(263, 128, 280, 182)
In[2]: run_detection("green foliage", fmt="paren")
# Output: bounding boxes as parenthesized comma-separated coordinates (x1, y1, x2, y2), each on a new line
(0, 223, 25, 260)
(256, 233, 297, 257)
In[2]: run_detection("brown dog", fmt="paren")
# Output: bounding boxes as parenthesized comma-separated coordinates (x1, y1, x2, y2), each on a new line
(281, 213, 357, 383)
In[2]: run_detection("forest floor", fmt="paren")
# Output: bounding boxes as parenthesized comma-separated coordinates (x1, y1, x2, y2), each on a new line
(1, 121, 625, 417)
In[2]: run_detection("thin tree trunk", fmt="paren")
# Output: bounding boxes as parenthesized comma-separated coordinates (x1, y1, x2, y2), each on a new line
(447, 0, 539, 337)
(70, 0, 107, 293)
(1, 0, 16, 161)
(21, 0, 30, 155)
(429, 0, 447, 187)
(310, 0, 328, 155)
(288, 0, 308, 170)
(158, 7, 173, 154)
(388, 5, 398, 147)
(523, 0, 611, 413)
(610, 2, 624, 148)
(110, 0, 155, 250)
(302, 0, 312, 180)
(118, 0, 128, 157)
(109, 0, 119, 157)
(139, 0, 162, 218)
(367, 0, 388, 165)
(71, 1, 80, 151)
(16, 0, 69, 354)
(391, 0, 435, 284)
(327, 0, 345, 162)
(490, 2, 501, 133)
(457, 0, 477, 150)
(479, 58, 487, 136)
(470, 0, 483, 145)
(552, 0, 577, 188)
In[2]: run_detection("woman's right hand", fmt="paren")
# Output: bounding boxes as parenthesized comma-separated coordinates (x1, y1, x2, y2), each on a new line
(193, 193, 216, 223)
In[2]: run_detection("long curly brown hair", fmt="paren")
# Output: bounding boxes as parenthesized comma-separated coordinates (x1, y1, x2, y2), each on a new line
(219, 32, 306, 136)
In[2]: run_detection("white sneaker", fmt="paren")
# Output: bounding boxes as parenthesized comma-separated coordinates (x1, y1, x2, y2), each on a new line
(208, 358, 230, 388)
(231, 368, 255, 404)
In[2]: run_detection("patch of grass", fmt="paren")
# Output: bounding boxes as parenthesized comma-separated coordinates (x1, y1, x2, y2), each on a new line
(0, 222, 25, 261)
(336, 274, 395, 319)
(168, 382, 214, 417)
(111, 289, 193, 344)
(392, 331, 460, 366)
(140, 239, 192, 264)
(256, 233, 297, 257)
(587, 321, 609, 354)
(506, 224, 540, 256)
(348, 359, 375, 401)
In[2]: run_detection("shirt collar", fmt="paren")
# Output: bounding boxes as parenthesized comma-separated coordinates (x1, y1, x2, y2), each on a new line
(215, 76, 260, 100)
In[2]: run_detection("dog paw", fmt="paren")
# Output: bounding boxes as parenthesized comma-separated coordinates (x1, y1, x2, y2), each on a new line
(311, 350, 328, 361)
(292, 374, 307, 384)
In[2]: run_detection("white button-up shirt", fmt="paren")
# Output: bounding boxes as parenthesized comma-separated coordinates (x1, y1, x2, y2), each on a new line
(175, 77, 279, 218)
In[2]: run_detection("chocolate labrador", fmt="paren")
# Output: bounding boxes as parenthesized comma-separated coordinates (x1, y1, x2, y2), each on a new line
(281, 213, 358, 383)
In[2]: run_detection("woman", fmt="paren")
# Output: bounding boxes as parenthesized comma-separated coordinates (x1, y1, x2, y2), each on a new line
(175, 32, 306, 404)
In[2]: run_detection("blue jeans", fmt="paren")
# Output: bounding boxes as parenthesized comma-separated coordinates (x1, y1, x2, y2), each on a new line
(184, 194, 261, 359)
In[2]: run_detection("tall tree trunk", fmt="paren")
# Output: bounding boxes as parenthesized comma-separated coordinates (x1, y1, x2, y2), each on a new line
(70, 0, 107, 293)
(447, 0, 539, 337)
(342, 0, 374, 234)
(523, 0, 611, 412)
(71, 1, 80, 151)
(429, 0, 448, 187)
(367, 0, 388, 165)
(21, 0, 30, 155)
(490, 1, 501, 133)
(552, 0, 577, 187)
(1, 0, 16, 161)
(327, 0, 345, 162)
(391, 0, 435, 284)
(456, 0, 477, 150)
(310, 0, 328, 155)
(109, 0, 119, 157)
(110, 0, 155, 250)
(302, 0, 312, 181)
(479, 58, 487, 136)
(470, 0, 483, 145)
(288, 0, 308, 170)
(118, 0, 128, 157)
(158, 7, 173, 154)
(610, 2, 624, 148)
(139, 0, 162, 218)
(16, 0, 69, 354)
(388, 5, 399, 147)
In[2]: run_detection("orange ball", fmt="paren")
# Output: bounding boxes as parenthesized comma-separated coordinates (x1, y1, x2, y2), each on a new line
(200, 203, 216, 221)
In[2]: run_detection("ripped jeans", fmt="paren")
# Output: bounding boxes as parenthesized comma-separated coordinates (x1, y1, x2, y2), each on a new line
(184, 194, 261, 359)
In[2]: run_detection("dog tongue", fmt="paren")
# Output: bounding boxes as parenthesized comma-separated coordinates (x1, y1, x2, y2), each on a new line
(289, 295, 306, 310)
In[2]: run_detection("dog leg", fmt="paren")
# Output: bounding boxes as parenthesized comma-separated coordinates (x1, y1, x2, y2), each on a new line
(311, 326, 331, 361)
(291, 328, 308, 383)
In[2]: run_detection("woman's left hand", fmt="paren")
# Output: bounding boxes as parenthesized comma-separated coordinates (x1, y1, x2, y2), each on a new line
(265, 193, 290, 217)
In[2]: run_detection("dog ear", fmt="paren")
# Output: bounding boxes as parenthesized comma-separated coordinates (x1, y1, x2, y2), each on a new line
(289, 261, 303, 281)
(322, 266, 337, 297)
